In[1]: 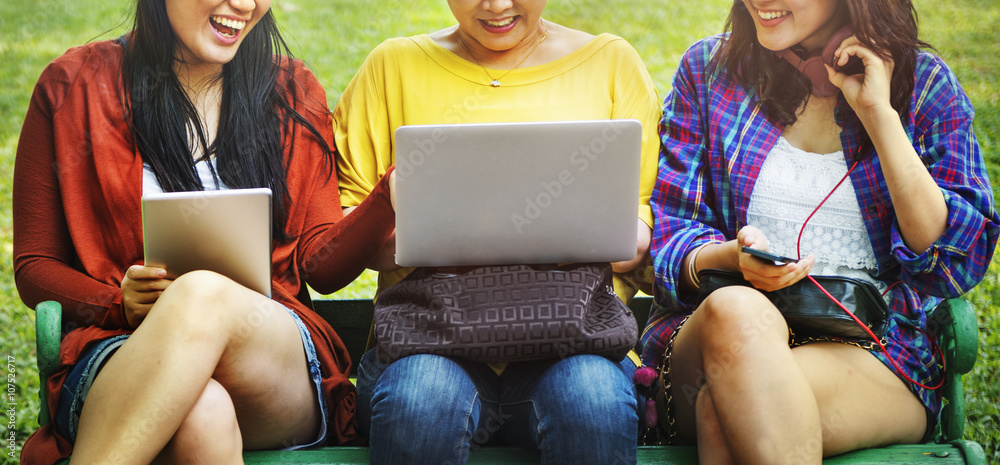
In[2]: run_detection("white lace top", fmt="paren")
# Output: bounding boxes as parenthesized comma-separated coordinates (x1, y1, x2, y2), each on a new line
(747, 137, 886, 294)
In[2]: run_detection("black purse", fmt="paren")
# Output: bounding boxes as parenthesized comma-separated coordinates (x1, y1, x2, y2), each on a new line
(696, 269, 889, 340)
(373, 263, 638, 363)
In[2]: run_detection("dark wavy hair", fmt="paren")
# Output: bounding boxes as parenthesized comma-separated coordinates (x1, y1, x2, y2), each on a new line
(713, 0, 930, 126)
(119, 0, 334, 242)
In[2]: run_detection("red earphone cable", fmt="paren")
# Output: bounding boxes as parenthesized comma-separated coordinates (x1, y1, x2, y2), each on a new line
(793, 159, 944, 390)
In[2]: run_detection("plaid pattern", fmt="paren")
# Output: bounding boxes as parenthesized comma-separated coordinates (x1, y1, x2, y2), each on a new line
(641, 35, 999, 415)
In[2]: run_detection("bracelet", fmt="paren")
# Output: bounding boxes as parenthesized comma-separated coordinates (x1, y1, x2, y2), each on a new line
(687, 241, 721, 287)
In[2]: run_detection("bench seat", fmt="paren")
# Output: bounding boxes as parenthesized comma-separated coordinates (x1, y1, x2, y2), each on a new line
(33, 296, 986, 464)
(242, 443, 984, 464)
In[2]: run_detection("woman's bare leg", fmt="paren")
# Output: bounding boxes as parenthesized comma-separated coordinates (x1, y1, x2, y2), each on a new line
(792, 342, 925, 457)
(151, 379, 243, 465)
(694, 387, 736, 465)
(70, 271, 320, 464)
(670, 286, 822, 464)
(668, 286, 925, 464)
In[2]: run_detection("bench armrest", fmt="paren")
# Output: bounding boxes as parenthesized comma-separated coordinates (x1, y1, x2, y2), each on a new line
(931, 298, 978, 443)
(933, 298, 978, 374)
(35, 300, 63, 426)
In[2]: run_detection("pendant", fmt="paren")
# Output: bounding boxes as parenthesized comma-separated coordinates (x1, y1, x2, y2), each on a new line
(490, 80, 501, 87)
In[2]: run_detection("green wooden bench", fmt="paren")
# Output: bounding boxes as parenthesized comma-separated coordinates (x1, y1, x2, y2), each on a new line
(33, 296, 987, 464)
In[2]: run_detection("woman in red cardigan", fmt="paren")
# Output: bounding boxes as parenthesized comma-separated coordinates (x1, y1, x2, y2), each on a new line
(12, 0, 395, 462)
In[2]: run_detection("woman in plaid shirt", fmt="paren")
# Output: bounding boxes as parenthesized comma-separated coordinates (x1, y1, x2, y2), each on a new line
(640, 0, 998, 462)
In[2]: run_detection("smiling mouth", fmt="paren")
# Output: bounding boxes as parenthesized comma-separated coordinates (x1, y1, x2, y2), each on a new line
(210, 15, 246, 38)
(757, 9, 791, 21)
(482, 17, 516, 28)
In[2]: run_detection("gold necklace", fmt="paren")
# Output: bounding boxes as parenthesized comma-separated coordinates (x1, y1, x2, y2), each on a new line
(456, 26, 548, 87)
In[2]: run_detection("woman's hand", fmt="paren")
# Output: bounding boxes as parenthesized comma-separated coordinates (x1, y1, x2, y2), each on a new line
(343, 205, 400, 272)
(826, 36, 894, 121)
(121, 265, 172, 328)
(736, 226, 814, 292)
(611, 219, 652, 273)
(389, 169, 397, 211)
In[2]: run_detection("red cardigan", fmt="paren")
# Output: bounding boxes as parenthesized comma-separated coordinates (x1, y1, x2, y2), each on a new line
(13, 40, 394, 463)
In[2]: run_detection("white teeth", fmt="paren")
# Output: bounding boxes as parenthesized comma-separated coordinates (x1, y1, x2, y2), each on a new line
(211, 16, 246, 30)
(484, 17, 515, 28)
(758, 10, 790, 20)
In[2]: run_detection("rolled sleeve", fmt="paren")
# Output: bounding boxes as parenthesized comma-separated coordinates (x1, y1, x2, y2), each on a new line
(652, 227, 726, 309)
(893, 187, 994, 296)
(890, 54, 999, 296)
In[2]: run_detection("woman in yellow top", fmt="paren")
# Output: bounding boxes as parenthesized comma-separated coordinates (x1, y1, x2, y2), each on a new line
(334, 1, 660, 463)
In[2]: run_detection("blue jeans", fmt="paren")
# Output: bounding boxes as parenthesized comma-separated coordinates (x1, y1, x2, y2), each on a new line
(357, 350, 639, 465)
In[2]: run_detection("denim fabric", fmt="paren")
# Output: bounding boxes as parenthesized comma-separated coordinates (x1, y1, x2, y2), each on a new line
(357, 350, 639, 465)
(55, 335, 130, 442)
(285, 306, 330, 449)
(52, 306, 328, 450)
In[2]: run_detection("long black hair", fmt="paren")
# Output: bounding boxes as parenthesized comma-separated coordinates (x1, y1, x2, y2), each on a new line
(120, 0, 334, 242)
(713, 0, 929, 126)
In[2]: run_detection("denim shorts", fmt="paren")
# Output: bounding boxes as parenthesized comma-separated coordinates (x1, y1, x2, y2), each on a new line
(54, 306, 329, 450)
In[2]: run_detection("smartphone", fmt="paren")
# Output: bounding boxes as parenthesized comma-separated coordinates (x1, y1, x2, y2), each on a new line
(741, 246, 799, 266)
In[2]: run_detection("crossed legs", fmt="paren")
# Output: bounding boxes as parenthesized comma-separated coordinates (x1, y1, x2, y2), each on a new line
(668, 286, 926, 465)
(70, 270, 321, 464)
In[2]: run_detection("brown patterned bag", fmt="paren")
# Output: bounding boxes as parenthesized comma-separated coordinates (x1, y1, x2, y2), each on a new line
(373, 263, 638, 363)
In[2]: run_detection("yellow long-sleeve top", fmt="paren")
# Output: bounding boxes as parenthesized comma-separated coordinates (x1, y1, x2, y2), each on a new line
(334, 33, 661, 293)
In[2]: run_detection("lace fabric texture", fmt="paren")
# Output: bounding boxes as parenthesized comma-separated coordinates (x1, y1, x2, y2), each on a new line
(747, 137, 887, 296)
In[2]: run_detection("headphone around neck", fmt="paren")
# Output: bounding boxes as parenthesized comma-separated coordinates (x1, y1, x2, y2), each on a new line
(775, 25, 864, 97)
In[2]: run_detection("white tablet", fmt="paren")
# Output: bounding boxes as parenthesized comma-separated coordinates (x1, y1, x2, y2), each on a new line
(141, 188, 272, 297)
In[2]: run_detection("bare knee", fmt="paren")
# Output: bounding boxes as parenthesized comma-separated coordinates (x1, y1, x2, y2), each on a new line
(152, 270, 263, 338)
(696, 286, 788, 351)
(155, 379, 242, 465)
(668, 289, 788, 434)
(162, 270, 240, 314)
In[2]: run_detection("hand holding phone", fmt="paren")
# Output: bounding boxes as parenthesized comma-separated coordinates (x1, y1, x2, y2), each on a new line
(741, 246, 799, 266)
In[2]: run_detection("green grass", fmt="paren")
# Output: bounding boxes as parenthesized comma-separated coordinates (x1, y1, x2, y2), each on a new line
(1, 0, 998, 463)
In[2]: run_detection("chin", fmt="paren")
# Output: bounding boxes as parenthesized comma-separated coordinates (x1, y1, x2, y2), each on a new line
(201, 49, 239, 66)
(755, 34, 787, 52)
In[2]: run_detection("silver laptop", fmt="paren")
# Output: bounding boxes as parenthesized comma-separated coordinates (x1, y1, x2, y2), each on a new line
(142, 188, 272, 297)
(393, 120, 642, 267)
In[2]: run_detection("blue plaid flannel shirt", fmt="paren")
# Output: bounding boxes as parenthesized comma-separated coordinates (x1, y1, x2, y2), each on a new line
(641, 35, 998, 409)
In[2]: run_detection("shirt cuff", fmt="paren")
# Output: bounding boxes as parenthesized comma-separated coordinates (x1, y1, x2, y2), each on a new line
(891, 189, 985, 272)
